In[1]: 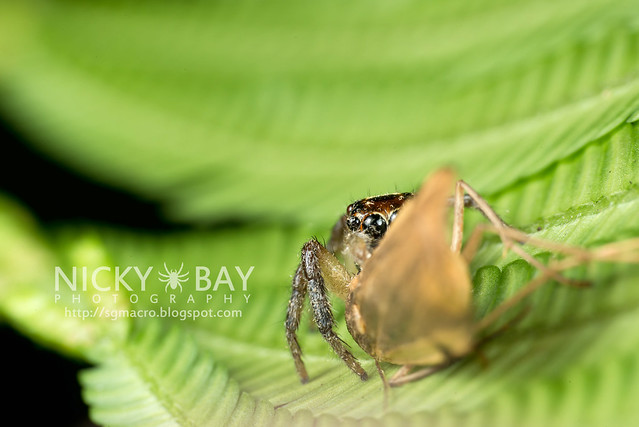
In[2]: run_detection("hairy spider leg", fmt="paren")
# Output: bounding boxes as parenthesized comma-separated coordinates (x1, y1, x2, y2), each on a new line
(286, 239, 368, 383)
(285, 263, 309, 382)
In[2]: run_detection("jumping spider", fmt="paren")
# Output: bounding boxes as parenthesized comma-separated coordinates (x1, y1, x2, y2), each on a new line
(285, 169, 639, 387)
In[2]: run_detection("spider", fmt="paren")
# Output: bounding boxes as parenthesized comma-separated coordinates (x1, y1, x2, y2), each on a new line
(158, 262, 189, 293)
(285, 168, 639, 387)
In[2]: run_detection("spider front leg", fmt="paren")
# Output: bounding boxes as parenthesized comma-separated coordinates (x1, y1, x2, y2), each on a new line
(285, 263, 309, 382)
(285, 239, 368, 383)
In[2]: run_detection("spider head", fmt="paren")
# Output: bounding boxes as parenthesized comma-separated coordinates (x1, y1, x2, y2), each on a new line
(346, 192, 412, 247)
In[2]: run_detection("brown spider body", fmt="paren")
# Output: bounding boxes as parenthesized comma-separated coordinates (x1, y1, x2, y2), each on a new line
(285, 169, 474, 384)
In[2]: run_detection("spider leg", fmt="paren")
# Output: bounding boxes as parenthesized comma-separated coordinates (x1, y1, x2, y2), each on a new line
(176, 262, 184, 275)
(165, 282, 170, 293)
(158, 272, 170, 279)
(285, 263, 309, 383)
(451, 180, 508, 255)
(304, 239, 368, 381)
(177, 272, 189, 278)
(388, 342, 462, 387)
(286, 239, 366, 383)
(158, 277, 170, 282)
(388, 359, 458, 387)
(466, 225, 639, 266)
(388, 307, 531, 387)
(373, 359, 391, 409)
(451, 181, 639, 333)
(474, 246, 639, 333)
(452, 180, 585, 287)
(459, 220, 639, 331)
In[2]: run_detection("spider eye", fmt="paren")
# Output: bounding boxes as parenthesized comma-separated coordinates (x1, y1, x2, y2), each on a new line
(361, 213, 387, 238)
(346, 215, 360, 231)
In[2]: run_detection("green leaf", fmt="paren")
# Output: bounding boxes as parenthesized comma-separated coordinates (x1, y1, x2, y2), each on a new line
(2, 0, 639, 224)
(80, 320, 283, 427)
(0, 195, 129, 361)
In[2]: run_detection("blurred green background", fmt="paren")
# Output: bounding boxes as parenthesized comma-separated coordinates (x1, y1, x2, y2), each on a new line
(1, 0, 639, 425)
(3, 0, 638, 226)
